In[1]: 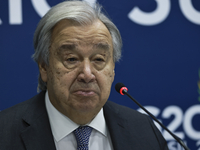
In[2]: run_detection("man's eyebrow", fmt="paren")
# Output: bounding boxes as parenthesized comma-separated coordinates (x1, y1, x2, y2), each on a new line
(56, 42, 111, 52)
(93, 42, 111, 50)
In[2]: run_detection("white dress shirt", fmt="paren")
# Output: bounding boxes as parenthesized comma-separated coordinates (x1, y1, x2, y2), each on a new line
(45, 91, 113, 150)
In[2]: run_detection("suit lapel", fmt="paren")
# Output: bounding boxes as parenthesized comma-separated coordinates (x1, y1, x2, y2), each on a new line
(20, 92, 56, 150)
(104, 101, 132, 150)
(103, 101, 144, 150)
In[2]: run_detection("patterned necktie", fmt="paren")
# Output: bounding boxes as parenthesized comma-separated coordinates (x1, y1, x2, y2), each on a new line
(73, 126, 93, 150)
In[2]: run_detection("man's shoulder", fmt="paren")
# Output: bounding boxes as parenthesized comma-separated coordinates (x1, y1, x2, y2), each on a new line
(0, 91, 46, 120)
(105, 100, 147, 119)
(105, 101, 168, 150)
(0, 91, 51, 149)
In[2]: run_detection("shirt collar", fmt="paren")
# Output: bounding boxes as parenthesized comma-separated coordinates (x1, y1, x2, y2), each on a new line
(45, 91, 108, 142)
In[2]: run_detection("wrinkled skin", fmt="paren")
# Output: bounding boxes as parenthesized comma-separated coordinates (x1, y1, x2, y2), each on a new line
(39, 19, 115, 125)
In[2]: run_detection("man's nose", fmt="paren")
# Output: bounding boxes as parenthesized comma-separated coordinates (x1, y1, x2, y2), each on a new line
(77, 60, 96, 83)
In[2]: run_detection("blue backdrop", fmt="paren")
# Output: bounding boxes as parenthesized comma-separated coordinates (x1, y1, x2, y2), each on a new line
(0, 0, 200, 149)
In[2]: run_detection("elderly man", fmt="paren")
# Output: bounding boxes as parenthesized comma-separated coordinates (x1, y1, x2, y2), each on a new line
(0, 1, 168, 150)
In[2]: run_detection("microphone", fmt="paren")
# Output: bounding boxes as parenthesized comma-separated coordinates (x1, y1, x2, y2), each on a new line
(115, 82, 190, 150)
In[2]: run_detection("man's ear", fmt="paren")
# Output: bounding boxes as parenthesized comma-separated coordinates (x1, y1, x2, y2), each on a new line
(39, 62, 48, 82)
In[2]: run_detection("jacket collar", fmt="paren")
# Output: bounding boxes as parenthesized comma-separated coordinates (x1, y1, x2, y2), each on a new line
(103, 101, 144, 150)
(20, 91, 56, 150)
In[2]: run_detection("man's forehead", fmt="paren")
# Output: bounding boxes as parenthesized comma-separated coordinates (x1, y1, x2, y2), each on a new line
(51, 19, 113, 50)
(52, 19, 111, 37)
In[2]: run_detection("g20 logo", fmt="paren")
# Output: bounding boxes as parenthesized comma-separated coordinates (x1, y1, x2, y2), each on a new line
(138, 105, 200, 149)
(1, 0, 200, 25)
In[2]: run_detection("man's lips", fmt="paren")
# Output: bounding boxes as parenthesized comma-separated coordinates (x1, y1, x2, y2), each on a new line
(73, 90, 96, 96)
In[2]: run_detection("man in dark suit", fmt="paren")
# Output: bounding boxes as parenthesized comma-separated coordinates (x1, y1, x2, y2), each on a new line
(0, 1, 168, 150)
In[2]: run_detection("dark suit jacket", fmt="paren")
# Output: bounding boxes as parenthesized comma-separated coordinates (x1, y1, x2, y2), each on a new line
(0, 91, 168, 150)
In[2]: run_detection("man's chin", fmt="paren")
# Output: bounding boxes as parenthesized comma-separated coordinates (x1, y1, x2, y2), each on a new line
(73, 102, 101, 114)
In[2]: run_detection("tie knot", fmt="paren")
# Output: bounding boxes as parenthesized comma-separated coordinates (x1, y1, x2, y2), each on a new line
(73, 126, 93, 150)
